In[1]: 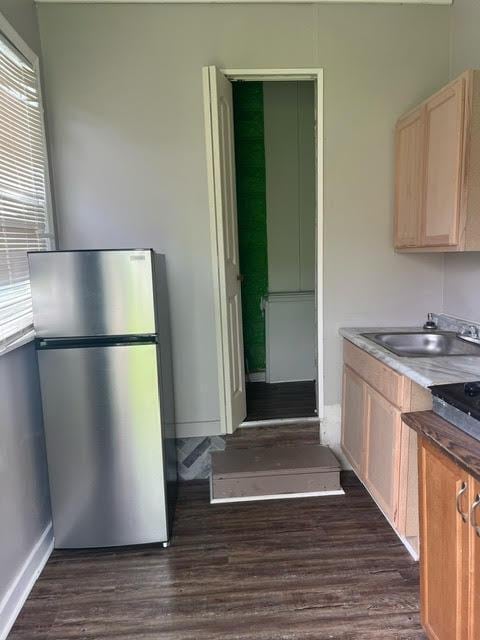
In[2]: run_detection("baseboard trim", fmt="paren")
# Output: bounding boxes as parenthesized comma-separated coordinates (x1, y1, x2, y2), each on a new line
(210, 489, 345, 504)
(240, 416, 319, 428)
(265, 378, 315, 384)
(320, 403, 352, 470)
(0, 523, 54, 640)
(247, 371, 266, 382)
(175, 420, 222, 437)
(401, 536, 420, 562)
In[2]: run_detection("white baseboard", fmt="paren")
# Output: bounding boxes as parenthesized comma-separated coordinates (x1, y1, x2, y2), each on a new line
(175, 420, 222, 438)
(401, 536, 420, 562)
(240, 416, 319, 428)
(320, 404, 352, 470)
(247, 371, 266, 382)
(0, 523, 54, 640)
(210, 489, 345, 504)
(266, 377, 315, 384)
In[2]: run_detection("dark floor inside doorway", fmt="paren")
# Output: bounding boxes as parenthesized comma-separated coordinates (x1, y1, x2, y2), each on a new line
(245, 380, 316, 422)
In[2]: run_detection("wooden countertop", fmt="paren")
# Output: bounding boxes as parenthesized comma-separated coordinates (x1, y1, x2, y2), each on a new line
(402, 410, 480, 481)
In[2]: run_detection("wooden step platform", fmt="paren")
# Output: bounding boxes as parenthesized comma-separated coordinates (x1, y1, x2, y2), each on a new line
(210, 444, 343, 503)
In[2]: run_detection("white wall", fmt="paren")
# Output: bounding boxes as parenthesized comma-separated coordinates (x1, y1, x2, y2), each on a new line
(264, 81, 315, 293)
(0, 0, 40, 53)
(0, 7, 52, 637)
(442, 0, 480, 323)
(37, 2, 449, 421)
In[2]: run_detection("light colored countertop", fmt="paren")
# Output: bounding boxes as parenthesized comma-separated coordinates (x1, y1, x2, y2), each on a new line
(339, 326, 480, 389)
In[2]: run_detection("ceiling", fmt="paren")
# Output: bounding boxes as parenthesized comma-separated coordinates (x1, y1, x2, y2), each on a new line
(34, 0, 453, 5)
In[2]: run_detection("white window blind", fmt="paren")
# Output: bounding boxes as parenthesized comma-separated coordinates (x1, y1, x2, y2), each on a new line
(0, 34, 52, 353)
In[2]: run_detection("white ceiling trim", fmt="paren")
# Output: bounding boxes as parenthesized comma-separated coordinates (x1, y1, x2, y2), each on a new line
(34, 0, 453, 5)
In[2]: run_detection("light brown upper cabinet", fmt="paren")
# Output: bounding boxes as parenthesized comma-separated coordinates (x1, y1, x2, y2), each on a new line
(395, 70, 480, 252)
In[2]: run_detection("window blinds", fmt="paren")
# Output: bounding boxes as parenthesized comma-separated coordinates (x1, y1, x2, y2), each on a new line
(0, 35, 52, 352)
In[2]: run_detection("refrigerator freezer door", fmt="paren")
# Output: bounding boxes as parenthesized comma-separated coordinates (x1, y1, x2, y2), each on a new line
(38, 342, 168, 548)
(29, 250, 156, 338)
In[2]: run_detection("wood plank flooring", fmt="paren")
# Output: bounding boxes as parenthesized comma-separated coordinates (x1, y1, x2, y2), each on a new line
(246, 381, 316, 421)
(9, 474, 425, 640)
(225, 422, 320, 449)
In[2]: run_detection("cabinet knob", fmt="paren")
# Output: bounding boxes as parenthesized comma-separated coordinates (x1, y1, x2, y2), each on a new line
(471, 493, 480, 537)
(456, 481, 469, 523)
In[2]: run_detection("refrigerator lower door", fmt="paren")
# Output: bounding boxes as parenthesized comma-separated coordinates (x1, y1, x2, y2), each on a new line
(38, 342, 168, 548)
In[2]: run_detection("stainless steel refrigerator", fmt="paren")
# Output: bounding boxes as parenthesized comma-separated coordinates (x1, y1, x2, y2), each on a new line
(28, 249, 177, 549)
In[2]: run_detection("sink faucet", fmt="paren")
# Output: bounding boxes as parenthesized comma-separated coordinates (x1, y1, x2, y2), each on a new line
(457, 324, 480, 345)
(423, 313, 438, 330)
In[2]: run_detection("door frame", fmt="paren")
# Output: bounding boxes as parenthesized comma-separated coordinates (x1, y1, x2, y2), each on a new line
(204, 67, 324, 434)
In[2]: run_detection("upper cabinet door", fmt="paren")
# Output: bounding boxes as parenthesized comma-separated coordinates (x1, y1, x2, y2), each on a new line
(394, 107, 424, 249)
(422, 78, 466, 247)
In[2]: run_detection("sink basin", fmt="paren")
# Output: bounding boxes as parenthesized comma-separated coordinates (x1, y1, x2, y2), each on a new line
(361, 331, 480, 358)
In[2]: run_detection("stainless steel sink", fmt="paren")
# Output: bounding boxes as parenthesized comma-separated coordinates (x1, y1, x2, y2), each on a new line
(361, 331, 480, 358)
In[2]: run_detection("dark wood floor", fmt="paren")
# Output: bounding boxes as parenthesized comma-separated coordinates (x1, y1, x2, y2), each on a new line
(225, 422, 320, 449)
(246, 381, 317, 421)
(10, 474, 425, 640)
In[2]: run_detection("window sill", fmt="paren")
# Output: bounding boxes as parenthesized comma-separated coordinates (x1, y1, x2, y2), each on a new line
(0, 330, 35, 357)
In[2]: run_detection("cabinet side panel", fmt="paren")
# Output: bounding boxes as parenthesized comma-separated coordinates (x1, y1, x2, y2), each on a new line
(465, 71, 480, 250)
(394, 110, 424, 249)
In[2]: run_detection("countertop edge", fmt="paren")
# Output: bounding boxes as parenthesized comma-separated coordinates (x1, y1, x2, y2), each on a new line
(339, 328, 432, 388)
(402, 410, 480, 482)
(339, 327, 480, 389)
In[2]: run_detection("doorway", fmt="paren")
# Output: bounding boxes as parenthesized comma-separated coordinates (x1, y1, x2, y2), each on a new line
(233, 80, 317, 423)
(203, 67, 324, 434)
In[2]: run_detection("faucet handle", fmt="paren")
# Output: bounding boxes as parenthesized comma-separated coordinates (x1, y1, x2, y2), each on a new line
(423, 313, 438, 330)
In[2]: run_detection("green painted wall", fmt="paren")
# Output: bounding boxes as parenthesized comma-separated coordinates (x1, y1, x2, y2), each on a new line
(233, 82, 268, 373)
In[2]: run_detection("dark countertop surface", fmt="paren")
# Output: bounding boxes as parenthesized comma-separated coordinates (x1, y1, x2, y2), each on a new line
(403, 410, 480, 481)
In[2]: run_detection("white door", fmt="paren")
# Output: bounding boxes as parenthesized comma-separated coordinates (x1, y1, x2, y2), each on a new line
(203, 65, 246, 434)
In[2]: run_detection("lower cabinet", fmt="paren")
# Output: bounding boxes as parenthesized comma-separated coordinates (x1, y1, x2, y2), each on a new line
(418, 437, 480, 640)
(341, 340, 432, 556)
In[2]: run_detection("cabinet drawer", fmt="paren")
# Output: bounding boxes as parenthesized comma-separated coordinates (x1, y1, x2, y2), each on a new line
(343, 340, 407, 409)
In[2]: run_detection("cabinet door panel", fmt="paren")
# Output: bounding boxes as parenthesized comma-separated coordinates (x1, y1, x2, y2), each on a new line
(423, 78, 465, 247)
(341, 365, 365, 474)
(468, 479, 480, 640)
(419, 439, 469, 640)
(364, 386, 402, 524)
(395, 107, 424, 248)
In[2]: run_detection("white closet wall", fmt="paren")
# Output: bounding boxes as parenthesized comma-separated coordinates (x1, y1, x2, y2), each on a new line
(263, 81, 315, 293)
